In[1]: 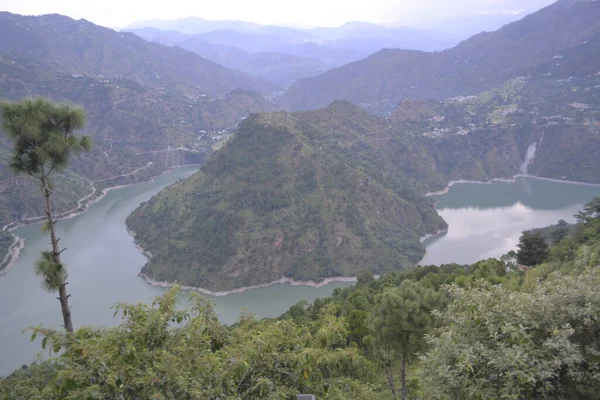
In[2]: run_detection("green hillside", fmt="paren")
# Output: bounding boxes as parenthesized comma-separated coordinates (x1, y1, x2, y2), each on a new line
(387, 34, 600, 184)
(126, 101, 447, 290)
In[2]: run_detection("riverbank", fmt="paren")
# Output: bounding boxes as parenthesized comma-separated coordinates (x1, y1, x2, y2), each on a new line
(0, 163, 199, 274)
(0, 235, 24, 276)
(139, 272, 357, 297)
(426, 174, 600, 197)
(129, 224, 358, 296)
(128, 225, 357, 296)
(420, 229, 448, 243)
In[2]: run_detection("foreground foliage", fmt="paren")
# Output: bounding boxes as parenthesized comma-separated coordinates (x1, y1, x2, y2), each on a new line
(420, 272, 600, 399)
(0, 289, 378, 399)
(3, 198, 600, 399)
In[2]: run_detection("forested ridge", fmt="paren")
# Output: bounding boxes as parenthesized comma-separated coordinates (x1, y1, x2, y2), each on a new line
(2, 198, 600, 398)
(126, 101, 448, 291)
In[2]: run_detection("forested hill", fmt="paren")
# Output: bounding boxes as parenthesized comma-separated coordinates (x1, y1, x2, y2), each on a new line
(126, 101, 448, 291)
(281, 0, 600, 112)
(0, 12, 278, 97)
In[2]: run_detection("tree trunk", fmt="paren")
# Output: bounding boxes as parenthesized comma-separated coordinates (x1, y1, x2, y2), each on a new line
(385, 362, 399, 400)
(400, 350, 407, 400)
(44, 183, 73, 332)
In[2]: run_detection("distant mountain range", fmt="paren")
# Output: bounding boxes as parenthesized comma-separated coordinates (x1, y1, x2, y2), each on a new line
(1, 12, 277, 97)
(123, 7, 563, 89)
(126, 28, 332, 87)
(280, 0, 600, 112)
(124, 20, 460, 87)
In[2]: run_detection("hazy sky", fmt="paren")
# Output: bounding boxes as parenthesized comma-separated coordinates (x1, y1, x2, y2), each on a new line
(1, 0, 557, 28)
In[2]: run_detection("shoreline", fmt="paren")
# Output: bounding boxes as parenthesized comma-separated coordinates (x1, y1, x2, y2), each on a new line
(426, 174, 600, 197)
(131, 172, 600, 296)
(513, 174, 600, 187)
(0, 163, 199, 274)
(127, 226, 358, 296)
(0, 235, 25, 276)
(420, 229, 448, 243)
(1, 162, 156, 232)
(139, 272, 357, 297)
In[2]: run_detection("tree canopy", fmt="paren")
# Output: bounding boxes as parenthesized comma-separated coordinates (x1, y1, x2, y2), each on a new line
(1, 98, 90, 177)
(517, 231, 549, 266)
(420, 271, 600, 399)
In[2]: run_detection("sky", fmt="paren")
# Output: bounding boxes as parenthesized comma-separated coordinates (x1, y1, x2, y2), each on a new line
(1, 0, 557, 29)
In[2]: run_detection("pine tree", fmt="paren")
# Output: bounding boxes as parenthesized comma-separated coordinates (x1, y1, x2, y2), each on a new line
(1, 98, 90, 332)
(368, 280, 444, 400)
(517, 231, 549, 266)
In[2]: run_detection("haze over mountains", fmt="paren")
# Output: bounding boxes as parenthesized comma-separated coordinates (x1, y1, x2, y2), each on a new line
(123, 10, 535, 88)
(124, 20, 459, 87)
(281, 0, 600, 112)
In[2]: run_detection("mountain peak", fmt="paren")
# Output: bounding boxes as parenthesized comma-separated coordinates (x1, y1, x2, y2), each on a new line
(326, 99, 363, 112)
(555, 0, 594, 7)
(126, 103, 446, 291)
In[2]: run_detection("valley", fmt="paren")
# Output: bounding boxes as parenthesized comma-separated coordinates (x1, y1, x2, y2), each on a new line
(0, 166, 597, 376)
(0, 11, 279, 249)
(2, 0, 600, 397)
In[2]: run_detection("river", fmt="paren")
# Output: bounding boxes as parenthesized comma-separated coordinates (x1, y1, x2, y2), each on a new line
(1, 171, 599, 376)
(0, 166, 351, 376)
(420, 177, 600, 265)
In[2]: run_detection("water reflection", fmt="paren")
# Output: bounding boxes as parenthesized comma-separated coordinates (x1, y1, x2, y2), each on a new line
(421, 177, 600, 266)
(435, 177, 600, 210)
